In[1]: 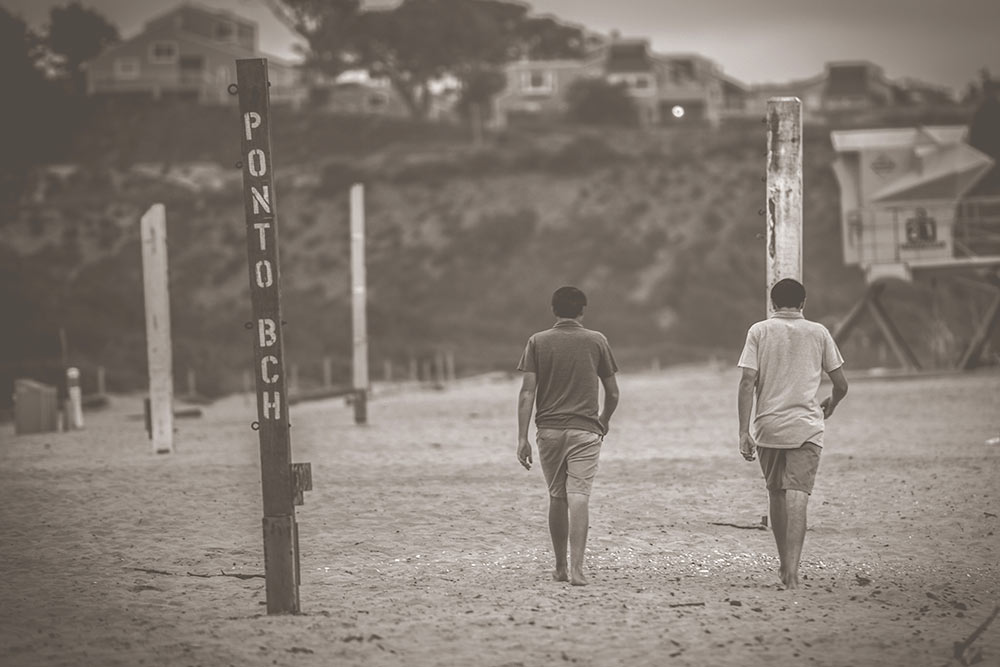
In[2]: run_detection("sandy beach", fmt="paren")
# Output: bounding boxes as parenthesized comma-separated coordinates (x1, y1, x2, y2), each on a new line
(1, 365, 998, 667)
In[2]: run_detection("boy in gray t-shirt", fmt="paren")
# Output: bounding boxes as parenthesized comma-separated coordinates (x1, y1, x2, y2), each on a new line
(517, 286, 619, 586)
(737, 278, 848, 590)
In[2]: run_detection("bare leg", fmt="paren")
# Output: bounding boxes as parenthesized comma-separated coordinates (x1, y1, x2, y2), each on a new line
(567, 492, 590, 586)
(548, 496, 568, 581)
(782, 490, 809, 590)
(768, 489, 789, 584)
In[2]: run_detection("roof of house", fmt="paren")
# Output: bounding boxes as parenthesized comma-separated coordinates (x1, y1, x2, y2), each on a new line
(147, 2, 255, 31)
(833, 124, 994, 202)
(85, 1, 296, 69)
(871, 142, 994, 201)
(605, 41, 653, 73)
(824, 64, 875, 97)
(830, 126, 967, 152)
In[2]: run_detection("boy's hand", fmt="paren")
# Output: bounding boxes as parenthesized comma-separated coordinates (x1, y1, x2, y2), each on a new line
(739, 432, 756, 461)
(517, 438, 532, 470)
(821, 396, 836, 419)
(598, 415, 610, 436)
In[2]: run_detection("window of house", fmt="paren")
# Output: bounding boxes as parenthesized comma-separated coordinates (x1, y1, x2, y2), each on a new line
(179, 55, 204, 71)
(672, 60, 695, 82)
(149, 41, 178, 64)
(633, 75, 651, 90)
(521, 70, 553, 93)
(113, 57, 140, 80)
(214, 20, 236, 42)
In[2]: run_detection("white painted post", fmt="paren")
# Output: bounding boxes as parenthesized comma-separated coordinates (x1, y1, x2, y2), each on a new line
(350, 183, 369, 424)
(140, 203, 174, 454)
(765, 98, 803, 317)
(65, 367, 84, 430)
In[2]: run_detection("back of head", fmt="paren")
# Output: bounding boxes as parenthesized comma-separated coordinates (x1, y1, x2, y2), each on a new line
(552, 286, 587, 318)
(770, 278, 806, 309)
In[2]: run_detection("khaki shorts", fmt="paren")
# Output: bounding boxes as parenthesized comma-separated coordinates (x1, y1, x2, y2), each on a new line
(536, 428, 603, 498)
(758, 442, 821, 494)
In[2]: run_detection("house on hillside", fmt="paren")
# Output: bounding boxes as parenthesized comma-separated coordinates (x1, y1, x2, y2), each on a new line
(746, 61, 960, 121)
(306, 72, 458, 121)
(493, 37, 739, 128)
(84, 3, 305, 106)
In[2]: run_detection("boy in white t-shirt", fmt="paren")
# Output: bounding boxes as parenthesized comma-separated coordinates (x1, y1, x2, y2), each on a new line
(737, 278, 849, 589)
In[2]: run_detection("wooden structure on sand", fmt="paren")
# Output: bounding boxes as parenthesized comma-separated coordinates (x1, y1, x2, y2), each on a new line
(830, 126, 1000, 370)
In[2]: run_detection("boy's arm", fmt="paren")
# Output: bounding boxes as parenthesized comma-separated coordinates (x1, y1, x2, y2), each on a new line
(599, 373, 620, 435)
(517, 372, 537, 469)
(738, 367, 757, 460)
(821, 367, 848, 418)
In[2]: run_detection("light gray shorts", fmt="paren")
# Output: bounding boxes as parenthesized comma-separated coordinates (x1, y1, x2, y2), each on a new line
(536, 428, 603, 498)
(758, 442, 822, 494)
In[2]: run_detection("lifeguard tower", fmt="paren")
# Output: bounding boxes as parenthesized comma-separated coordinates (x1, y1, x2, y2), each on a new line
(830, 125, 1000, 370)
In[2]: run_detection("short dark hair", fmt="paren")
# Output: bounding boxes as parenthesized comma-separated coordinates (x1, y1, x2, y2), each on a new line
(770, 278, 806, 309)
(552, 286, 587, 318)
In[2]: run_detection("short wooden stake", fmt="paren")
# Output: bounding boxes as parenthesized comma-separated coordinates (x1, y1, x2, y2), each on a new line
(65, 367, 84, 430)
(322, 356, 333, 388)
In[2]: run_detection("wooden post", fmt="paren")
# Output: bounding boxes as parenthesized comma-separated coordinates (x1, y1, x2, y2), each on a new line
(444, 349, 456, 383)
(237, 58, 302, 615)
(322, 356, 333, 388)
(96, 365, 106, 396)
(765, 98, 803, 317)
(140, 203, 174, 454)
(421, 359, 432, 386)
(434, 350, 445, 386)
(350, 183, 369, 425)
(65, 367, 83, 430)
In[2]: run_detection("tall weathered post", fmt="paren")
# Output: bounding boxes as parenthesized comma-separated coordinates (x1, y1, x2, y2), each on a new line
(236, 58, 308, 615)
(765, 98, 803, 316)
(140, 203, 173, 454)
(350, 183, 369, 424)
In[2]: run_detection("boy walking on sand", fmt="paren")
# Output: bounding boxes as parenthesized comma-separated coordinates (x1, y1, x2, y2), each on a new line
(737, 278, 848, 589)
(517, 286, 620, 586)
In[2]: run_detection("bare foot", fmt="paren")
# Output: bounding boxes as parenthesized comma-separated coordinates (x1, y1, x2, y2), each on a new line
(552, 569, 568, 582)
(781, 570, 800, 590)
(570, 571, 588, 586)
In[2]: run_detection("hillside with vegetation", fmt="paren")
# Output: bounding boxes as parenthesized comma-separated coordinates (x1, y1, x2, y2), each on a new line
(0, 99, 994, 403)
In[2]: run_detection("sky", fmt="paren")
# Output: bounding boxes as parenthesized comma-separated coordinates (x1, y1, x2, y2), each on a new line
(4, 0, 999, 94)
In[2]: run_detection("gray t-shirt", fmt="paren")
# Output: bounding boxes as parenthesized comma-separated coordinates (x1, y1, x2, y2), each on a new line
(738, 310, 844, 449)
(517, 320, 618, 435)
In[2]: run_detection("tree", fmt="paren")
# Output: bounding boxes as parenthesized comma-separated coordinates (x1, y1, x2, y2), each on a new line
(565, 78, 637, 127)
(267, 0, 585, 120)
(0, 6, 54, 173)
(47, 2, 120, 94)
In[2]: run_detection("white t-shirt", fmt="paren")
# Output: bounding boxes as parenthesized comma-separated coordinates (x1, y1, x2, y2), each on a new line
(738, 310, 844, 449)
